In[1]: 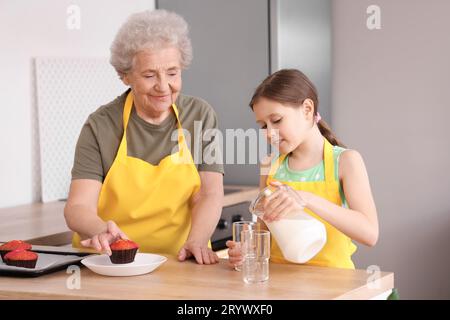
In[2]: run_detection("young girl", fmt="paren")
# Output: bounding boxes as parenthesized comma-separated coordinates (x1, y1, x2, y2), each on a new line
(227, 69, 379, 269)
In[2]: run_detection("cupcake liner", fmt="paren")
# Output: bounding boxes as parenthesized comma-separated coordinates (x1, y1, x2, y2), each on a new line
(5, 258, 38, 269)
(110, 248, 138, 264)
(0, 250, 9, 261)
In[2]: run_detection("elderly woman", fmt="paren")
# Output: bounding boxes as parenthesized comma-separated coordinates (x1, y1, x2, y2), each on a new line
(64, 10, 224, 265)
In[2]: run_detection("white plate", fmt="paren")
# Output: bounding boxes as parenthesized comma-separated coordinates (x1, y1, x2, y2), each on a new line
(81, 253, 167, 277)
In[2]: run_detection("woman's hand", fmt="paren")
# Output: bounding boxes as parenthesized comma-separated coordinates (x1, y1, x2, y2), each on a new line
(262, 180, 307, 222)
(177, 240, 219, 265)
(226, 240, 242, 269)
(80, 220, 128, 256)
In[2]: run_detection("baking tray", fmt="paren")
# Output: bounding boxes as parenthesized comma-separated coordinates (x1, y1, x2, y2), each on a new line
(0, 245, 95, 278)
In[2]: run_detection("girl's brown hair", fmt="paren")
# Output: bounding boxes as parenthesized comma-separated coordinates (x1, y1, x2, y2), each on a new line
(249, 69, 345, 147)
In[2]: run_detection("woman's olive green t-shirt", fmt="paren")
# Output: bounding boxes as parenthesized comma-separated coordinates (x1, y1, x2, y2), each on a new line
(71, 90, 224, 182)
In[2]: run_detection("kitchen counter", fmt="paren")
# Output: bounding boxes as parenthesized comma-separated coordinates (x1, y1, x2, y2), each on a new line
(0, 201, 71, 245)
(0, 187, 394, 300)
(0, 253, 394, 300)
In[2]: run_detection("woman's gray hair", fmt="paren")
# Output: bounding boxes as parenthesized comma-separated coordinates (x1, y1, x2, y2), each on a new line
(110, 9, 192, 78)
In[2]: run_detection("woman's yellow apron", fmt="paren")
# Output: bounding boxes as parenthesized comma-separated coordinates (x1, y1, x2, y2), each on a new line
(267, 138, 357, 269)
(73, 91, 201, 255)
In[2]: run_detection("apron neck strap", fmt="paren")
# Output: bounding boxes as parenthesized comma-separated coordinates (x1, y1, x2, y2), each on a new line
(268, 154, 287, 177)
(268, 138, 336, 183)
(323, 138, 336, 183)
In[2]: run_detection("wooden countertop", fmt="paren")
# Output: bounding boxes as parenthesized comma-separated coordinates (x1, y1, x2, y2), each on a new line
(0, 201, 70, 245)
(0, 185, 259, 245)
(0, 254, 394, 300)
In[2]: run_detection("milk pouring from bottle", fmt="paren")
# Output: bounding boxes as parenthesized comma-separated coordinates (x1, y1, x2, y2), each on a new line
(249, 186, 327, 263)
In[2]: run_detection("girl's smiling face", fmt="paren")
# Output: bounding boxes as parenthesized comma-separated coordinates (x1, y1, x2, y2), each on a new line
(253, 97, 314, 154)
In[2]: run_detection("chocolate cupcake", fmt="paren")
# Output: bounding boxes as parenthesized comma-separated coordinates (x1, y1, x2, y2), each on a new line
(0, 240, 32, 261)
(4, 249, 38, 269)
(109, 239, 139, 264)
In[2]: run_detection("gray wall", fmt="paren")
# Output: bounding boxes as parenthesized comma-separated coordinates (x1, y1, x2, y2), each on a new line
(332, 0, 450, 299)
(158, 0, 333, 185)
(158, 0, 270, 186)
(272, 0, 332, 124)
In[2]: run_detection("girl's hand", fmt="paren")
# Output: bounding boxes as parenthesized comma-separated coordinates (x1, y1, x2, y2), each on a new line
(262, 181, 307, 222)
(226, 240, 243, 269)
(80, 220, 128, 256)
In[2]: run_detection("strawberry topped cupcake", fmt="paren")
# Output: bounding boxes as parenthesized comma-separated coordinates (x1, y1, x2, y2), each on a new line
(4, 249, 38, 269)
(109, 239, 139, 264)
(0, 240, 32, 261)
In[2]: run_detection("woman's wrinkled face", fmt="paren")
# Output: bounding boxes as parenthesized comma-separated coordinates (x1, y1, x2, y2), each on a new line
(253, 97, 314, 154)
(123, 46, 182, 113)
